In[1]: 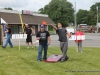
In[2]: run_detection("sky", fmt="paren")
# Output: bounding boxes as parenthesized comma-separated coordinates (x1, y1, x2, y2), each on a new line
(0, 0, 100, 12)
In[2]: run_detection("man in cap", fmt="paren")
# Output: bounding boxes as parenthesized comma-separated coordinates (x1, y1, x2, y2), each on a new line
(24, 24, 34, 48)
(2, 24, 13, 48)
(36, 24, 51, 61)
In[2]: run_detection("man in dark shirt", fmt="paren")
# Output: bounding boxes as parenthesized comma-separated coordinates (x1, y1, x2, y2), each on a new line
(36, 25, 51, 61)
(24, 24, 34, 48)
(51, 22, 71, 62)
(2, 24, 13, 48)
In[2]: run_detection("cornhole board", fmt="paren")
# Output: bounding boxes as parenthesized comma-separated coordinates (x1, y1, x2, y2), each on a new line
(45, 54, 62, 62)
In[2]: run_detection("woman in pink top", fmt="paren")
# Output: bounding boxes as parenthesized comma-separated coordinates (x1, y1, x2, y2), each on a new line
(75, 29, 84, 52)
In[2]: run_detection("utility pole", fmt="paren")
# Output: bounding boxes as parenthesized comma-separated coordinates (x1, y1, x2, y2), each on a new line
(0, 13, 3, 45)
(74, 2, 77, 32)
(96, 5, 98, 33)
(0, 18, 2, 45)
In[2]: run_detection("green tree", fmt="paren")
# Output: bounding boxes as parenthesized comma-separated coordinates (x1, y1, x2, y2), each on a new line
(38, 8, 44, 14)
(88, 3, 100, 25)
(4, 7, 13, 10)
(77, 9, 89, 24)
(76, 3, 100, 26)
(87, 11, 96, 25)
(38, 0, 74, 27)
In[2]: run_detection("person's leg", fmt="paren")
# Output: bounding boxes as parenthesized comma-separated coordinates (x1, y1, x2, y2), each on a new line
(79, 42, 82, 52)
(61, 42, 68, 61)
(37, 44, 43, 61)
(30, 36, 34, 48)
(27, 42, 29, 48)
(78, 42, 80, 52)
(60, 42, 63, 53)
(3, 34, 9, 48)
(43, 44, 48, 60)
(8, 35, 13, 48)
(75, 42, 78, 52)
(26, 34, 30, 48)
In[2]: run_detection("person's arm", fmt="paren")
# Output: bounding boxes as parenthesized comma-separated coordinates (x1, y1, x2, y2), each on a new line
(36, 37, 40, 40)
(5, 29, 8, 33)
(31, 28, 34, 35)
(24, 28, 26, 34)
(66, 32, 71, 38)
(50, 24, 57, 30)
(65, 29, 71, 38)
(47, 36, 51, 45)
(36, 32, 40, 40)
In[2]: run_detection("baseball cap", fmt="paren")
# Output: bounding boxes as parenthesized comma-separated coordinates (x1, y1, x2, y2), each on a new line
(40, 24, 45, 28)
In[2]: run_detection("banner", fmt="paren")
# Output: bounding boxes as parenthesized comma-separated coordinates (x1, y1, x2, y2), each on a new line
(12, 34, 27, 39)
(69, 35, 85, 40)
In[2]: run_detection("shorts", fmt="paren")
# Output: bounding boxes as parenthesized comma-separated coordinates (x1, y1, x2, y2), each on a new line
(26, 34, 32, 43)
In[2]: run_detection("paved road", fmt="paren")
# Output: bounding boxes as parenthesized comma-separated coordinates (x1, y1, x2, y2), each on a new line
(3, 33, 100, 47)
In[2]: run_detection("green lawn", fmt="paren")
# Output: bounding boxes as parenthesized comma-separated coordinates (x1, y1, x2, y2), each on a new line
(0, 46, 100, 75)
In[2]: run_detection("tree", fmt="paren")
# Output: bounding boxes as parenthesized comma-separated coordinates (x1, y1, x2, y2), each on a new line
(38, 0, 74, 27)
(38, 8, 44, 14)
(77, 9, 89, 24)
(4, 7, 13, 10)
(90, 3, 100, 25)
(76, 2, 100, 26)
(87, 11, 96, 25)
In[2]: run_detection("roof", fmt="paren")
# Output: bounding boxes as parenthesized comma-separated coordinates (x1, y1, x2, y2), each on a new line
(0, 10, 55, 25)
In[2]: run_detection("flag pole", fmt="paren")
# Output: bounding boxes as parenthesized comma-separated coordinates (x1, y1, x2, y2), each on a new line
(19, 13, 24, 50)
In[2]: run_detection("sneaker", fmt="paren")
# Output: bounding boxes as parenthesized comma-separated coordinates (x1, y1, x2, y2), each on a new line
(11, 46, 13, 48)
(1, 46, 5, 48)
(37, 60, 41, 62)
(61, 59, 65, 62)
(65, 57, 69, 61)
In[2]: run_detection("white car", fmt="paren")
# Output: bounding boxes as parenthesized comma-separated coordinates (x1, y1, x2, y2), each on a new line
(66, 27, 75, 34)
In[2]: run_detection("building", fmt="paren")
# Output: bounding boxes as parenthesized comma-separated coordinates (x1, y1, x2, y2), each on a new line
(0, 9, 55, 35)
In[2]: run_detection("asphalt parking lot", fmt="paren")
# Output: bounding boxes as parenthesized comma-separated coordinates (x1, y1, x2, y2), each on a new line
(3, 33, 100, 47)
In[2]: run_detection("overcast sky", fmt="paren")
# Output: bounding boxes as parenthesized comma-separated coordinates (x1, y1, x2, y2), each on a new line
(0, 0, 100, 12)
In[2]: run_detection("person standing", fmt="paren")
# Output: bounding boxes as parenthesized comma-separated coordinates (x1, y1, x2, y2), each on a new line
(36, 25, 51, 61)
(51, 22, 71, 62)
(24, 24, 34, 48)
(2, 24, 13, 48)
(75, 29, 84, 52)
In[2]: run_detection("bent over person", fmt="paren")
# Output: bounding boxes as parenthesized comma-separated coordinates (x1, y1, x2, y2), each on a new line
(51, 22, 71, 62)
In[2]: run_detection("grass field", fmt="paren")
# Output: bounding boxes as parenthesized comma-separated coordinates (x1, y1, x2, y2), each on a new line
(0, 46, 100, 75)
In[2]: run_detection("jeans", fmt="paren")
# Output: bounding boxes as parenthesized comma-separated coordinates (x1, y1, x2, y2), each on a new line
(76, 42, 82, 52)
(4, 33, 13, 48)
(37, 44, 48, 60)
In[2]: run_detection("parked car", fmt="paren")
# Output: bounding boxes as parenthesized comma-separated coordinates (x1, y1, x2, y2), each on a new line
(66, 27, 75, 35)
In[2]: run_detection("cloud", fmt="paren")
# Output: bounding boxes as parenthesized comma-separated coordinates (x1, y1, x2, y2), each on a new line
(0, 0, 28, 8)
(68, 0, 100, 11)
(0, 0, 99, 12)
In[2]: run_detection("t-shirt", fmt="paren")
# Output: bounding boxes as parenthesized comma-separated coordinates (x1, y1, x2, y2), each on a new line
(24, 27, 32, 34)
(75, 31, 84, 42)
(56, 28, 67, 42)
(7, 28, 11, 34)
(36, 31, 50, 45)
